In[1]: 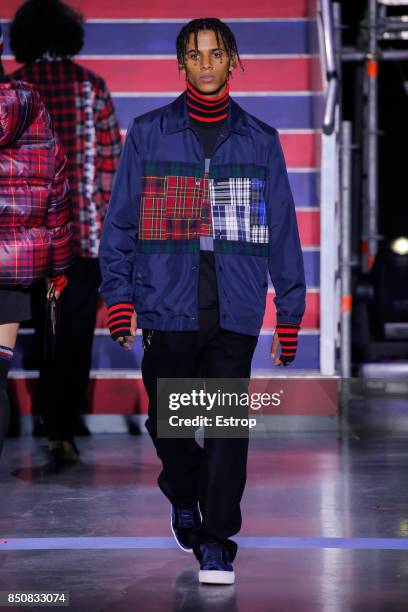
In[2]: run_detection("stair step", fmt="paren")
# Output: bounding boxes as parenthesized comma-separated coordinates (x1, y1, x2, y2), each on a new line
(3, 57, 323, 93)
(4, 20, 319, 56)
(1, 0, 317, 20)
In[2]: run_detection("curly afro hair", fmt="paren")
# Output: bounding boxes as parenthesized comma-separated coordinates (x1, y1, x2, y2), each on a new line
(9, 0, 84, 63)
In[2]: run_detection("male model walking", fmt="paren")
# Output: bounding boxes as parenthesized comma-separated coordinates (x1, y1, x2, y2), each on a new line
(100, 18, 305, 584)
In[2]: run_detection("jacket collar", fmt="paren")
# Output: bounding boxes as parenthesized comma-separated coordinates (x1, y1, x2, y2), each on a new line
(164, 91, 250, 136)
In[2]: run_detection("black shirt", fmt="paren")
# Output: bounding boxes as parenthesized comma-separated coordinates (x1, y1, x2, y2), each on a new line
(190, 117, 227, 310)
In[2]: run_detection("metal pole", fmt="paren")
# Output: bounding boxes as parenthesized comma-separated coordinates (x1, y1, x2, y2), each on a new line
(366, 0, 379, 271)
(340, 121, 353, 379)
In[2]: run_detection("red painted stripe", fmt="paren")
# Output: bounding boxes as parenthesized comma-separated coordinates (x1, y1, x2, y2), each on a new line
(1, 0, 315, 19)
(96, 290, 320, 330)
(297, 210, 320, 246)
(8, 375, 337, 417)
(4, 57, 322, 93)
(263, 291, 319, 328)
(280, 132, 320, 168)
(117, 130, 320, 170)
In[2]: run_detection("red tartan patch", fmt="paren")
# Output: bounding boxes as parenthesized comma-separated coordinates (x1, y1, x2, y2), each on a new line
(166, 176, 203, 219)
(139, 175, 212, 240)
(166, 218, 199, 239)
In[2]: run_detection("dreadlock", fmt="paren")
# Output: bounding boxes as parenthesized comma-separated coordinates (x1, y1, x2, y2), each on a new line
(176, 18, 244, 73)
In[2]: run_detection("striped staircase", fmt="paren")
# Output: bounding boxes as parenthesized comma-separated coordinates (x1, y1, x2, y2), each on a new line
(1, 0, 332, 420)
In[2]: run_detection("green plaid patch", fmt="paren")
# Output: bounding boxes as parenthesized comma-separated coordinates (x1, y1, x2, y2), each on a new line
(136, 239, 200, 254)
(209, 164, 267, 180)
(143, 160, 204, 178)
(214, 240, 268, 257)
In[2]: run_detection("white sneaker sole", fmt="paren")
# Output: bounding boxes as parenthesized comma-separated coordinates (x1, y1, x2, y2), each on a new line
(199, 570, 235, 585)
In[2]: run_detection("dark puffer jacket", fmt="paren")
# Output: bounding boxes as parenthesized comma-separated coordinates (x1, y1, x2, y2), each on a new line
(0, 80, 72, 287)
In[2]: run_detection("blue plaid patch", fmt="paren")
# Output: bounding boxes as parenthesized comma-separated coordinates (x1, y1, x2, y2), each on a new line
(210, 177, 268, 244)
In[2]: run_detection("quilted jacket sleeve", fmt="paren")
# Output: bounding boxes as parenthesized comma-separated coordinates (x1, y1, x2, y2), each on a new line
(45, 125, 74, 276)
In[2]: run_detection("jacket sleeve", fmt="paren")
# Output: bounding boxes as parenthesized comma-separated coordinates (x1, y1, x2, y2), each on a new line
(265, 130, 306, 325)
(93, 80, 122, 220)
(99, 121, 141, 307)
(46, 128, 74, 276)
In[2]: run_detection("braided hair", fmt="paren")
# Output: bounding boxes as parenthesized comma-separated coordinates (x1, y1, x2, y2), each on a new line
(176, 18, 244, 74)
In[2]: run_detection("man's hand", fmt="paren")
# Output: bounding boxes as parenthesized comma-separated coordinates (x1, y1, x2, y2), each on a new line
(107, 303, 136, 349)
(47, 274, 68, 301)
(270, 323, 300, 366)
(116, 312, 137, 350)
(270, 330, 284, 366)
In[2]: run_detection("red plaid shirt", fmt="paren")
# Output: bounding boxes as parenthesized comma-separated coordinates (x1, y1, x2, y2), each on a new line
(11, 58, 122, 258)
(0, 81, 72, 287)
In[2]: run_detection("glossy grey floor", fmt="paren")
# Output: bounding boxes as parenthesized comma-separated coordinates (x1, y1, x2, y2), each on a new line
(1, 434, 408, 611)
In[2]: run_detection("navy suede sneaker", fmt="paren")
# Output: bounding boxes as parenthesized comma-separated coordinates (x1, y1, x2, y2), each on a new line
(198, 542, 235, 584)
(171, 501, 202, 552)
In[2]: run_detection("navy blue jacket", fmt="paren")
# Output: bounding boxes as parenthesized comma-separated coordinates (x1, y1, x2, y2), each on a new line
(99, 93, 306, 336)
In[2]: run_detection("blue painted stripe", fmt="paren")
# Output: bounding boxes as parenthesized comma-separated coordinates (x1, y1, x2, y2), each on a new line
(289, 172, 319, 208)
(254, 333, 319, 370)
(3, 21, 318, 56)
(114, 95, 324, 131)
(1, 536, 408, 551)
(12, 329, 320, 372)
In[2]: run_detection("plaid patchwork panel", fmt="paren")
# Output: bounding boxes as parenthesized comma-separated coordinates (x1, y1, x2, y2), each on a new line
(139, 169, 268, 245)
(210, 177, 268, 244)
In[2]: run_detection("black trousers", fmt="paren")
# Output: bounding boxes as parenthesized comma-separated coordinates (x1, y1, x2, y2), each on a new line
(141, 308, 258, 559)
(34, 258, 101, 440)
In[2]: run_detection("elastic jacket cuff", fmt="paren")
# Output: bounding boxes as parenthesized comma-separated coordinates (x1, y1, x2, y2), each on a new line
(48, 274, 68, 293)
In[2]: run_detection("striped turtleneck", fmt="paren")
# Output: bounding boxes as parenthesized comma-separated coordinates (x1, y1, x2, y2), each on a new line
(186, 81, 230, 123)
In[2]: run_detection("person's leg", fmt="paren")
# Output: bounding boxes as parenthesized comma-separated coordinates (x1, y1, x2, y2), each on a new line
(40, 258, 100, 442)
(0, 323, 19, 457)
(190, 321, 258, 560)
(141, 329, 204, 502)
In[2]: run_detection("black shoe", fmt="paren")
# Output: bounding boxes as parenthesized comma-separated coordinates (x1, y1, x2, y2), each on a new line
(171, 501, 202, 552)
(198, 542, 235, 585)
(48, 438, 80, 462)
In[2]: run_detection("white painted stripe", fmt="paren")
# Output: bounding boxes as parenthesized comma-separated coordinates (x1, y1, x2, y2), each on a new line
(0, 18, 315, 24)
(261, 328, 319, 335)
(61, 53, 320, 60)
(118, 128, 321, 138)
(112, 91, 323, 97)
(279, 129, 321, 134)
(9, 361, 326, 380)
(85, 18, 316, 24)
(302, 245, 320, 251)
(288, 167, 319, 172)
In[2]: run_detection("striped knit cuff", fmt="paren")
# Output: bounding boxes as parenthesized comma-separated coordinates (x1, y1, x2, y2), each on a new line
(0, 345, 13, 361)
(107, 303, 135, 342)
(276, 323, 300, 365)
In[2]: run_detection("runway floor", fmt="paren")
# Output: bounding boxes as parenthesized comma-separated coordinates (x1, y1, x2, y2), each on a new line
(1, 433, 408, 611)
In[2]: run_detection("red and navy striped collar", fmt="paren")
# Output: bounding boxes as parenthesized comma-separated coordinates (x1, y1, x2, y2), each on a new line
(186, 81, 230, 124)
(164, 91, 249, 136)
